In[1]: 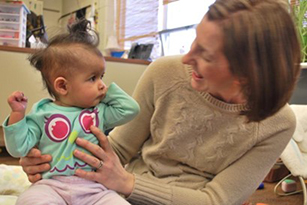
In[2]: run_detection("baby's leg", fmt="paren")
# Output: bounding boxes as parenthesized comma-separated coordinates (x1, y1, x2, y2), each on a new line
(71, 178, 130, 205)
(16, 183, 66, 205)
(92, 190, 131, 205)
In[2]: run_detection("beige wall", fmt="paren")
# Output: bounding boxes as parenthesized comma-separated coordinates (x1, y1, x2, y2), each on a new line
(42, 0, 63, 38)
(0, 51, 48, 123)
(0, 50, 147, 123)
(22, 0, 115, 54)
(45, 0, 115, 55)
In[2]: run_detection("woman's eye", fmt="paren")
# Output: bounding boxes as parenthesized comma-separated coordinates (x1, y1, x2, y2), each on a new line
(201, 54, 212, 62)
(203, 57, 212, 62)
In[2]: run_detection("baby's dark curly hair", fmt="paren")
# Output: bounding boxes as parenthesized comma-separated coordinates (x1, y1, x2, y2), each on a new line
(29, 19, 103, 98)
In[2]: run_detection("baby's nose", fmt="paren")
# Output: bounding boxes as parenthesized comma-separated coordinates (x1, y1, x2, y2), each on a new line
(99, 81, 105, 89)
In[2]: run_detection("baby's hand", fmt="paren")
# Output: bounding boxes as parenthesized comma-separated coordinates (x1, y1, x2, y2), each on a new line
(101, 82, 108, 100)
(7, 91, 28, 112)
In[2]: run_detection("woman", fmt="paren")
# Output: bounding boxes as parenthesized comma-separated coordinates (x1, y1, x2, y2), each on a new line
(20, 0, 301, 204)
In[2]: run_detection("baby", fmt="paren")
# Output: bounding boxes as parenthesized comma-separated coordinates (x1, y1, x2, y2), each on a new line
(2, 19, 139, 205)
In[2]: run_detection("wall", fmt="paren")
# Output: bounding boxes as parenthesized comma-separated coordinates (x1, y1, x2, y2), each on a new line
(62, 0, 116, 54)
(0, 50, 147, 123)
(21, 0, 116, 54)
(41, 0, 63, 38)
(0, 51, 47, 123)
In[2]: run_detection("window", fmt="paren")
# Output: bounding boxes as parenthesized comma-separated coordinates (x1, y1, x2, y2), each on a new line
(116, 0, 159, 59)
(160, 0, 215, 56)
(116, 0, 215, 60)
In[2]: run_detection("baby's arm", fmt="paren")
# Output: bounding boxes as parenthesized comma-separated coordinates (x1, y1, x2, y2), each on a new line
(101, 83, 140, 130)
(7, 91, 28, 125)
(3, 93, 42, 157)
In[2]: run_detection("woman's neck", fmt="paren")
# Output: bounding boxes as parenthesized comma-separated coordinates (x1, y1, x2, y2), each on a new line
(210, 90, 246, 104)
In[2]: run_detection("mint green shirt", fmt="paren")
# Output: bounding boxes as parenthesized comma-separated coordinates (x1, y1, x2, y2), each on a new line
(3, 83, 139, 179)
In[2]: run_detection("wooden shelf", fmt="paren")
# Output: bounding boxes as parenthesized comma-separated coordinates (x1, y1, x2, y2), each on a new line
(0, 44, 33, 53)
(0, 45, 152, 65)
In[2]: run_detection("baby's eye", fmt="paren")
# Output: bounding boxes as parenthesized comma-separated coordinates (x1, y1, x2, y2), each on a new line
(89, 76, 96, 81)
(100, 74, 104, 79)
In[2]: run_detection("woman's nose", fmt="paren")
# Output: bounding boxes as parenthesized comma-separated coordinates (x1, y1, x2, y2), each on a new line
(182, 53, 189, 64)
(182, 50, 194, 65)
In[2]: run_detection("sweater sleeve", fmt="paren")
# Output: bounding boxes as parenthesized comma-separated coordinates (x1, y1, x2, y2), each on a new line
(126, 113, 295, 205)
(2, 112, 41, 158)
(100, 82, 140, 131)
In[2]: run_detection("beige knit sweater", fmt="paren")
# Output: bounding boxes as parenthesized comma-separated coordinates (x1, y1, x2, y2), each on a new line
(108, 55, 295, 205)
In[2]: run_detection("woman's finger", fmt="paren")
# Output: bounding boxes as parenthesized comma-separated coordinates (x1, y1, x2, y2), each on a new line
(19, 148, 52, 175)
(74, 148, 102, 169)
(22, 163, 51, 175)
(75, 137, 106, 160)
(75, 168, 99, 182)
(19, 153, 52, 167)
(90, 125, 112, 153)
(28, 173, 43, 183)
(26, 148, 42, 157)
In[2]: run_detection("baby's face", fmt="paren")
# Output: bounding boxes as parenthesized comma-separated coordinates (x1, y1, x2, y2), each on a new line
(65, 53, 107, 108)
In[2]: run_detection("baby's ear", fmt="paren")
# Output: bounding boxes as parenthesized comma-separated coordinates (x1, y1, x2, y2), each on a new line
(54, 77, 68, 96)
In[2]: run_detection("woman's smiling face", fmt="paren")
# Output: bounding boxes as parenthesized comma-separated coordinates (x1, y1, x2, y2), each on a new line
(182, 16, 243, 103)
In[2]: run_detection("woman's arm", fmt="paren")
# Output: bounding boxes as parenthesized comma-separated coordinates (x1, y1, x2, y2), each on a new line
(122, 106, 296, 205)
(73, 117, 295, 205)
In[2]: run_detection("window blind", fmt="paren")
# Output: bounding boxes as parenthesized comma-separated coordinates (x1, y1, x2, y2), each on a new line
(116, 0, 159, 50)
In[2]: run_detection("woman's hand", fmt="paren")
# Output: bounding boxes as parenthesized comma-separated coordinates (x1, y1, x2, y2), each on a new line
(19, 148, 52, 183)
(73, 126, 135, 197)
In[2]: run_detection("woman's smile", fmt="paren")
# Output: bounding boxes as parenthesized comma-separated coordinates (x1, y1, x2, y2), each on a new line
(192, 71, 203, 81)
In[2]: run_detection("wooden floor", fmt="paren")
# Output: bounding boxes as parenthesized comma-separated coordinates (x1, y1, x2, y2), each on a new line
(247, 181, 304, 205)
(0, 147, 305, 204)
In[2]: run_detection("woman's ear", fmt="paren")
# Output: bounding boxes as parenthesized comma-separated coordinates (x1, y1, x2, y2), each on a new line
(54, 77, 68, 96)
(235, 76, 247, 87)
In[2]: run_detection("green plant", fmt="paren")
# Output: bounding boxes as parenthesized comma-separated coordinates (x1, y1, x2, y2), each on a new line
(292, 0, 307, 62)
